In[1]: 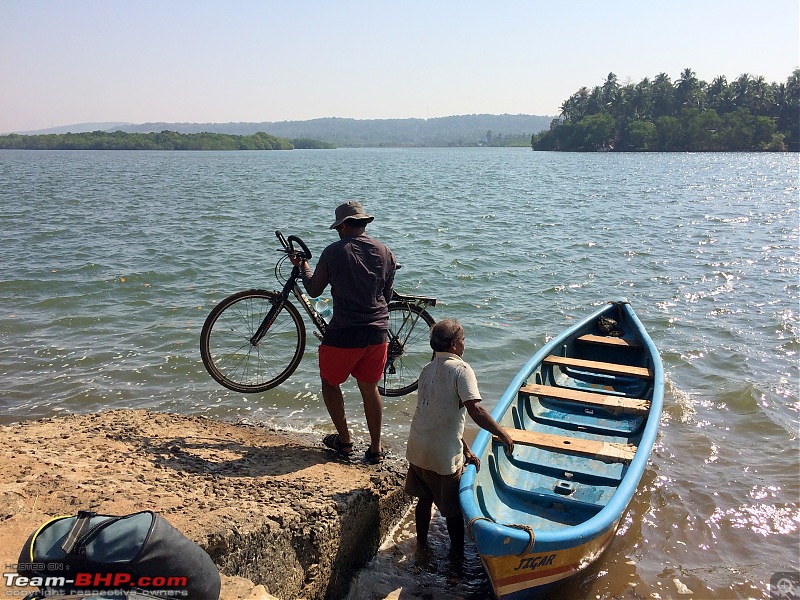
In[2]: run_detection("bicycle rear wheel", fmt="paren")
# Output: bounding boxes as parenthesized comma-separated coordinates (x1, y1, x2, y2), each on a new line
(379, 302, 435, 397)
(200, 289, 306, 393)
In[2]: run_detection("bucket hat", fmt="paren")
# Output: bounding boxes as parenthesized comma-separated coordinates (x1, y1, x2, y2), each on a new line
(330, 201, 375, 229)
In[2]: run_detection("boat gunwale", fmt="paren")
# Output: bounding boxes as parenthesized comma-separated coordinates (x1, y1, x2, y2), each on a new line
(459, 299, 665, 554)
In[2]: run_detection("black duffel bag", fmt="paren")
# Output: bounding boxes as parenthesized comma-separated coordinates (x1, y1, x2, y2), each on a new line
(17, 510, 220, 599)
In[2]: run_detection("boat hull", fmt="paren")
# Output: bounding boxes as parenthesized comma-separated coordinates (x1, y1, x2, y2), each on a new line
(459, 300, 663, 598)
(478, 521, 617, 599)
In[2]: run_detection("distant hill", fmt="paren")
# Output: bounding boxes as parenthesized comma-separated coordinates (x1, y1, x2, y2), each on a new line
(14, 114, 553, 147)
(12, 122, 132, 135)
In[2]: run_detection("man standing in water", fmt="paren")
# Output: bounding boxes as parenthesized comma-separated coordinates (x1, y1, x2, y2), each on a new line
(405, 319, 514, 551)
(290, 201, 396, 464)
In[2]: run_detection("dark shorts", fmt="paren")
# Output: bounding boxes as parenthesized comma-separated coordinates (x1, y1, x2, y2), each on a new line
(404, 463, 463, 518)
(318, 342, 388, 386)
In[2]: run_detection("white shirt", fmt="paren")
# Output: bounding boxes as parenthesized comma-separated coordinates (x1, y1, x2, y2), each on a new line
(405, 352, 482, 475)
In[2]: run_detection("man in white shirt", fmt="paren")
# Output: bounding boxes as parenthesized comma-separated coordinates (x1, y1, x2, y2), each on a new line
(405, 319, 514, 552)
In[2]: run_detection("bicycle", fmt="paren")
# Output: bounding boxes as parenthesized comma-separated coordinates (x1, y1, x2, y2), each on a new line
(200, 230, 436, 397)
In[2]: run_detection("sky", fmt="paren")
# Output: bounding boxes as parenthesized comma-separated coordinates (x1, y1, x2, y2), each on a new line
(1, 0, 798, 134)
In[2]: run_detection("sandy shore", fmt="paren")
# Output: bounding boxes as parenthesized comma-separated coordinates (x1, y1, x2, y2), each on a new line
(0, 410, 411, 599)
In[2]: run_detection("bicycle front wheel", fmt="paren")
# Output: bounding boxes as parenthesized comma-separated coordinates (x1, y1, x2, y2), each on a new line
(200, 289, 306, 393)
(379, 302, 435, 397)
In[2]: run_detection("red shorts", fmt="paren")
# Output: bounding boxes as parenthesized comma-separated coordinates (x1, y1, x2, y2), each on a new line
(318, 342, 388, 386)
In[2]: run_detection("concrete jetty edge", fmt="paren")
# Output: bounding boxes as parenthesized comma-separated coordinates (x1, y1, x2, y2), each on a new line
(0, 409, 412, 599)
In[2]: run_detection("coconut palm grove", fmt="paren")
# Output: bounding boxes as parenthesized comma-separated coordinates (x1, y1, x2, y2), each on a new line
(532, 68, 799, 152)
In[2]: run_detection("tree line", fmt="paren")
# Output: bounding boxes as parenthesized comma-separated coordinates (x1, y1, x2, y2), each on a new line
(532, 69, 799, 152)
(108, 114, 552, 147)
(0, 130, 335, 150)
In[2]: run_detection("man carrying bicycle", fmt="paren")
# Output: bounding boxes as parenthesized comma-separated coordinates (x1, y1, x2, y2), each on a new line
(289, 200, 397, 464)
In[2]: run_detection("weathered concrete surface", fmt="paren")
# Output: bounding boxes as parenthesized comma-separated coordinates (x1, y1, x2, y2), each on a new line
(0, 410, 412, 600)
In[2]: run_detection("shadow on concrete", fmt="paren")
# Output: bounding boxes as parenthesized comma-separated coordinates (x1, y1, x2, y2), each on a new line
(107, 432, 329, 477)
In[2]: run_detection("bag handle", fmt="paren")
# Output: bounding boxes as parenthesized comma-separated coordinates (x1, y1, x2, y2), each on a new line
(60, 510, 153, 556)
(61, 511, 127, 554)
(60, 510, 97, 554)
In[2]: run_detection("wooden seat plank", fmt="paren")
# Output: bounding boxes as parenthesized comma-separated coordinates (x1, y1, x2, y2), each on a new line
(497, 429, 637, 463)
(520, 383, 650, 415)
(543, 355, 653, 379)
(577, 334, 641, 348)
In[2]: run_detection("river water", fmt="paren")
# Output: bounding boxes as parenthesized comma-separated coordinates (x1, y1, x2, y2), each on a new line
(0, 148, 797, 599)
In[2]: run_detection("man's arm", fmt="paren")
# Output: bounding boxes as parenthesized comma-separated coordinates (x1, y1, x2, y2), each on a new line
(465, 400, 514, 456)
(291, 254, 329, 298)
(382, 252, 396, 304)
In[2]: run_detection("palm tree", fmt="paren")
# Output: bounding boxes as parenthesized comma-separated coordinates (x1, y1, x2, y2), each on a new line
(676, 68, 702, 110)
(707, 75, 734, 114)
(586, 86, 604, 116)
(652, 72, 674, 118)
(628, 77, 653, 121)
(750, 76, 774, 116)
(733, 74, 754, 110)
(786, 69, 800, 103)
(602, 72, 620, 107)
(780, 69, 800, 148)
(559, 87, 591, 122)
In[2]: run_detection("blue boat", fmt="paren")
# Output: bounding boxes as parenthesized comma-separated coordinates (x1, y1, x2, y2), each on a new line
(459, 300, 663, 598)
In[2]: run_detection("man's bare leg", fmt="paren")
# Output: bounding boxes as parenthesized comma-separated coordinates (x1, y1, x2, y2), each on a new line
(322, 378, 351, 445)
(357, 379, 383, 454)
(414, 497, 433, 547)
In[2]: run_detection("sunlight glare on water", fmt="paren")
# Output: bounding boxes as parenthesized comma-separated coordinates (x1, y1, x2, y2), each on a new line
(0, 148, 797, 599)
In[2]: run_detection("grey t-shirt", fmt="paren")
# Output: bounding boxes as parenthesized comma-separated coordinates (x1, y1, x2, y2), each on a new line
(300, 233, 396, 341)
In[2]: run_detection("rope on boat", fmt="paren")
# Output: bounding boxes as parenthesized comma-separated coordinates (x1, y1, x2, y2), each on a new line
(507, 524, 536, 556)
(465, 516, 492, 542)
(465, 517, 536, 556)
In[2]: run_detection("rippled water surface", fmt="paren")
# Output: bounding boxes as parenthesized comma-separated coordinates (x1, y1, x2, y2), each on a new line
(1, 148, 798, 599)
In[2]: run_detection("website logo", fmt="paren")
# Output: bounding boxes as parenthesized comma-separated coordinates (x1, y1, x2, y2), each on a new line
(771, 571, 800, 600)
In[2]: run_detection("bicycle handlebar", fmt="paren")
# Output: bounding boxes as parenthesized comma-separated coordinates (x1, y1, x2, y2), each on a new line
(275, 230, 312, 260)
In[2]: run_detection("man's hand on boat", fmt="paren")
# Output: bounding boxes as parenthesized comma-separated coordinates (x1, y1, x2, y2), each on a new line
(464, 445, 482, 471)
(465, 400, 515, 461)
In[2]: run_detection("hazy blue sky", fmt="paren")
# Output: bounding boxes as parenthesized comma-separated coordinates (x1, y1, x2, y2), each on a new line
(1, 0, 798, 133)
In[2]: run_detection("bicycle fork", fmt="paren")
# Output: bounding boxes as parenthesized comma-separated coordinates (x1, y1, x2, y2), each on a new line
(250, 296, 286, 346)
(251, 283, 327, 347)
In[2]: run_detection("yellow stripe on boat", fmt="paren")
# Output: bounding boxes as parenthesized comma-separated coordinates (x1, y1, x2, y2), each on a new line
(481, 526, 617, 598)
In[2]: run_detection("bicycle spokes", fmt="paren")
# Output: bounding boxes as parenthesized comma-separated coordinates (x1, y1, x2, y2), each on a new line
(379, 301, 435, 397)
(200, 290, 307, 393)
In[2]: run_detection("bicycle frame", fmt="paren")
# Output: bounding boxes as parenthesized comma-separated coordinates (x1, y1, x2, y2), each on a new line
(250, 266, 437, 350)
(238, 231, 436, 395)
(250, 264, 327, 346)
(215, 229, 437, 396)
(253, 230, 436, 348)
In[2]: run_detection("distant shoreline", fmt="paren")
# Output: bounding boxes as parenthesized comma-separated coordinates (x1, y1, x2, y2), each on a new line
(0, 114, 553, 149)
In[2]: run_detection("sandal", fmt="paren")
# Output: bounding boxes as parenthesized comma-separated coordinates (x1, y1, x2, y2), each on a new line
(364, 447, 386, 465)
(323, 433, 353, 456)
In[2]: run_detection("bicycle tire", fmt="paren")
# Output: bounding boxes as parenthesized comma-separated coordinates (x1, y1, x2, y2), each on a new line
(379, 302, 435, 397)
(200, 289, 306, 393)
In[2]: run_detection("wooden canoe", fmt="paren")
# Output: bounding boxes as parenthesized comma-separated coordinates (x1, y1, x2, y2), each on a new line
(459, 300, 663, 598)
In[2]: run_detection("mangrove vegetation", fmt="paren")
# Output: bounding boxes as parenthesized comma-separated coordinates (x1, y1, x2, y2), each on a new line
(0, 130, 335, 151)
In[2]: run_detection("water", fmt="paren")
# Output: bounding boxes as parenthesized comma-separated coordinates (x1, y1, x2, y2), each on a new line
(0, 148, 797, 599)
